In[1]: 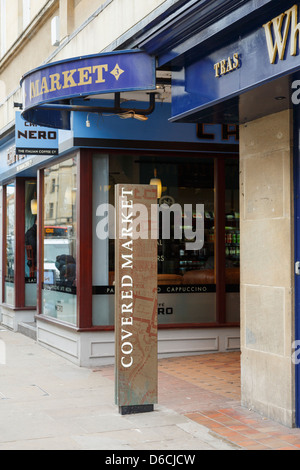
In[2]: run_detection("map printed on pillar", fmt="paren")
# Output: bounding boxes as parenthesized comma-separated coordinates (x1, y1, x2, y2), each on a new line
(115, 184, 158, 415)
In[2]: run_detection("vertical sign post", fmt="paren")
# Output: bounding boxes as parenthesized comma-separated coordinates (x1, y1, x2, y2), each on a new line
(115, 184, 158, 415)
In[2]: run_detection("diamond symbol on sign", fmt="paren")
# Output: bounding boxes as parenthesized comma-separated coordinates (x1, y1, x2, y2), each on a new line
(110, 64, 124, 81)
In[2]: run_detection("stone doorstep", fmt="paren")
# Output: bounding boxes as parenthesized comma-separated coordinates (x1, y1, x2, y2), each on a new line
(17, 322, 37, 341)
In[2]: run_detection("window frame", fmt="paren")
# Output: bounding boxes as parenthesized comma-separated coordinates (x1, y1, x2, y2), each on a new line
(35, 148, 239, 331)
(37, 150, 93, 329)
(2, 177, 38, 309)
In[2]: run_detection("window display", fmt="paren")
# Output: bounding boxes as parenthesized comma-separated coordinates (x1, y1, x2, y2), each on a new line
(42, 157, 77, 325)
(24, 180, 37, 306)
(92, 154, 240, 327)
(225, 159, 240, 322)
(107, 155, 216, 283)
(39, 152, 239, 329)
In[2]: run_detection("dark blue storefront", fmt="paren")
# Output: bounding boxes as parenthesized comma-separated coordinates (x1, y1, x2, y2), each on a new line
(131, 0, 300, 427)
(1, 43, 240, 371)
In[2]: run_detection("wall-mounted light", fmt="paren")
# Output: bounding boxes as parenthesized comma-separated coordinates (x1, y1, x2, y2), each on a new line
(150, 169, 162, 199)
(51, 16, 60, 47)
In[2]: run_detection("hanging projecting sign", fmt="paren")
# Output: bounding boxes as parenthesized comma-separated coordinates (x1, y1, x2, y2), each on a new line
(115, 184, 158, 415)
(20, 50, 156, 129)
(15, 111, 58, 156)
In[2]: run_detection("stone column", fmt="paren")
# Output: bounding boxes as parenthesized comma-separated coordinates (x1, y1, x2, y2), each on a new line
(240, 109, 295, 427)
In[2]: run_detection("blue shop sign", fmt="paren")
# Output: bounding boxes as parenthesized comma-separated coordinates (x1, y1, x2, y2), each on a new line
(171, 3, 300, 122)
(72, 99, 239, 145)
(15, 112, 58, 156)
(21, 50, 156, 129)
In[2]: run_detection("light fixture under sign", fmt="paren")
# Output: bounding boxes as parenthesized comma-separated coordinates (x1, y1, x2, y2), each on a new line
(150, 169, 162, 199)
(31, 195, 37, 215)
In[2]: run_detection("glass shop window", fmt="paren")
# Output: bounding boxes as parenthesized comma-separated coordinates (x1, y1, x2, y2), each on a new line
(107, 155, 215, 286)
(24, 180, 37, 306)
(225, 159, 240, 322)
(5, 182, 15, 305)
(225, 159, 240, 276)
(92, 154, 217, 327)
(42, 157, 77, 325)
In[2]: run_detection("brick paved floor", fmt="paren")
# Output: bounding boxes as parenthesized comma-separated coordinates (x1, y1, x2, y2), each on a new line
(157, 352, 300, 450)
(101, 352, 300, 450)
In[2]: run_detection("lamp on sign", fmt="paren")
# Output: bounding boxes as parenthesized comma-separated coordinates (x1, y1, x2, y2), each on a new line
(150, 169, 162, 199)
(31, 193, 37, 215)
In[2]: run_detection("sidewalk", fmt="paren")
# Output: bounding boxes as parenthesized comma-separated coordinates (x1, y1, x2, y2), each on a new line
(0, 328, 299, 451)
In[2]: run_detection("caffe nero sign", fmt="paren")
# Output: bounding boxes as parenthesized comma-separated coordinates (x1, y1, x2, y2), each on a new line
(15, 112, 58, 156)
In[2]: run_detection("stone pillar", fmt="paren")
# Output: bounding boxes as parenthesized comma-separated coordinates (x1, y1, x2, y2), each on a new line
(240, 109, 295, 427)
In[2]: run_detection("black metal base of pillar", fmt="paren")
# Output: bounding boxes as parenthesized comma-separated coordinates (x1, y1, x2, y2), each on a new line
(119, 404, 154, 415)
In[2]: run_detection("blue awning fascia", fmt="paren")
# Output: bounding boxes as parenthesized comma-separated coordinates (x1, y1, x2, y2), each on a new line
(133, 0, 285, 68)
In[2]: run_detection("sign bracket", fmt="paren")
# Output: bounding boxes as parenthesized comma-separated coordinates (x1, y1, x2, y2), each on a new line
(37, 92, 156, 116)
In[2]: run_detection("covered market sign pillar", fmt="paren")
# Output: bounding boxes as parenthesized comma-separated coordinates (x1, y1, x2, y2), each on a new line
(115, 184, 158, 415)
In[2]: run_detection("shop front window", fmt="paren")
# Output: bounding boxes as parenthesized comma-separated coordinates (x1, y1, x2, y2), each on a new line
(5, 183, 15, 305)
(24, 180, 37, 306)
(153, 158, 216, 325)
(42, 157, 77, 325)
(92, 154, 218, 326)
